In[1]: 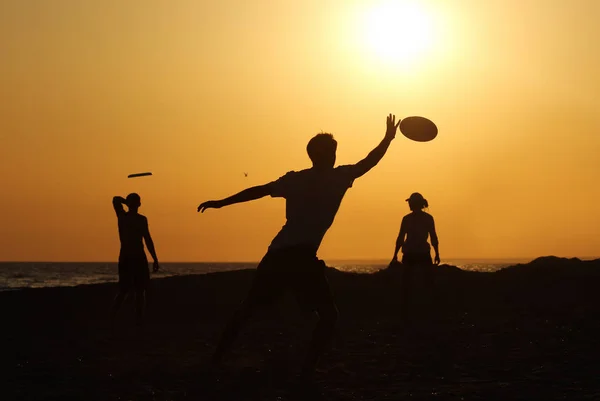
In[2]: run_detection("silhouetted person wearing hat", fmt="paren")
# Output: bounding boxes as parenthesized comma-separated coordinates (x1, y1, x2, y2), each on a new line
(198, 114, 400, 376)
(392, 192, 439, 266)
(111, 193, 159, 327)
(392, 192, 439, 322)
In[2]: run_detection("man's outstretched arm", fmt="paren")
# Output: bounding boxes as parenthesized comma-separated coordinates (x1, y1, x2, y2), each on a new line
(198, 184, 272, 213)
(351, 113, 399, 179)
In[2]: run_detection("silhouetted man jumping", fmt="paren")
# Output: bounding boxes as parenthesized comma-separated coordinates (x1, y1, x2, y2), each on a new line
(111, 193, 159, 327)
(198, 114, 400, 375)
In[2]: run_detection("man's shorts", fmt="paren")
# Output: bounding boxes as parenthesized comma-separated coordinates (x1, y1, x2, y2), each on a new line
(245, 245, 334, 312)
(402, 252, 433, 267)
(118, 252, 150, 292)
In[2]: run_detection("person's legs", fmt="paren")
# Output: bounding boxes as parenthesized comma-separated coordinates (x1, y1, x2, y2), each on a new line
(211, 252, 282, 367)
(211, 299, 255, 366)
(111, 289, 128, 326)
(112, 256, 148, 327)
(293, 258, 338, 375)
(420, 258, 437, 316)
(133, 259, 150, 326)
(111, 261, 131, 326)
(302, 299, 338, 375)
(134, 289, 146, 326)
(399, 257, 415, 323)
(402, 253, 435, 320)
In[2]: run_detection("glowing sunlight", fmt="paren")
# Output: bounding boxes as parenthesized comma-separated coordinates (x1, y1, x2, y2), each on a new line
(360, 0, 436, 66)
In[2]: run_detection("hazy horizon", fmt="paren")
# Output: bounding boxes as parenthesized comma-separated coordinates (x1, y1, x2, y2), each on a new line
(1, 0, 599, 262)
(2, 256, 598, 264)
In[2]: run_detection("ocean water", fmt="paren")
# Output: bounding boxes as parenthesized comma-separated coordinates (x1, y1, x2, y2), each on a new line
(0, 259, 530, 291)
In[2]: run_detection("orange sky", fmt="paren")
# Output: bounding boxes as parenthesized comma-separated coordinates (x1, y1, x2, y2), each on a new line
(1, 0, 599, 262)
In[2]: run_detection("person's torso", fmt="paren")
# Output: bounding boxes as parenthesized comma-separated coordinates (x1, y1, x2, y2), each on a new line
(269, 167, 354, 251)
(118, 212, 146, 255)
(402, 211, 432, 253)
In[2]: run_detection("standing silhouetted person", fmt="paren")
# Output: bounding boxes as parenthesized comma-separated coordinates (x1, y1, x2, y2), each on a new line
(392, 192, 439, 322)
(198, 114, 400, 376)
(111, 193, 159, 327)
(392, 192, 439, 266)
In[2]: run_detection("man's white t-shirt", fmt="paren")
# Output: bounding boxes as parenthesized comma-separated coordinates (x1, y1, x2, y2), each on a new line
(267, 165, 358, 252)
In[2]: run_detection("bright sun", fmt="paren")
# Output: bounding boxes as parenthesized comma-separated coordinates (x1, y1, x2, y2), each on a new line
(361, 0, 435, 66)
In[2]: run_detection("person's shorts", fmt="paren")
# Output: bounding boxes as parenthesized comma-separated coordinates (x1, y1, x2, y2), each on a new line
(402, 252, 433, 267)
(400, 252, 435, 292)
(244, 245, 334, 312)
(118, 253, 150, 291)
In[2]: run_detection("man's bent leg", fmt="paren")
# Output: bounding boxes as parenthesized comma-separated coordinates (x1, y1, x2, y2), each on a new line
(211, 300, 254, 366)
(211, 252, 280, 366)
(296, 261, 339, 375)
(303, 299, 339, 375)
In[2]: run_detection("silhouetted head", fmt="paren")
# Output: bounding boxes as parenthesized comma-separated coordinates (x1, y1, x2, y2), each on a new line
(125, 193, 141, 211)
(406, 192, 428, 211)
(307, 133, 337, 169)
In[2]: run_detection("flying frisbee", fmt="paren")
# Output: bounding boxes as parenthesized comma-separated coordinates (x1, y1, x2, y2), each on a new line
(399, 116, 438, 142)
(128, 172, 152, 178)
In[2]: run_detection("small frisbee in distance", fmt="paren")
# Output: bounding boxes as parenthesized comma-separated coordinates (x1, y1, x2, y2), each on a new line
(399, 116, 438, 142)
(128, 172, 152, 178)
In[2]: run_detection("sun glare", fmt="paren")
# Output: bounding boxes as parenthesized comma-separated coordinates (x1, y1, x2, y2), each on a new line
(361, 0, 435, 66)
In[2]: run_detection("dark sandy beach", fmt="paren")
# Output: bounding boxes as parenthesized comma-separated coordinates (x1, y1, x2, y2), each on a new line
(3, 256, 600, 400)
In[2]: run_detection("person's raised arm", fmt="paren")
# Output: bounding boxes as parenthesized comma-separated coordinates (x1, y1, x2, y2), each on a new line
(351, 113, 399, 179)
(197, 184, 272, 213)
(430, 216, 440, 265)
(392, 217, 407, 263)
(143, 217, 159, 272)
(112, 196, 126, 217)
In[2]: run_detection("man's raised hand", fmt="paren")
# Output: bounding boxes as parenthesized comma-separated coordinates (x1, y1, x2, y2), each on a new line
(385, 113, 400, 140)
